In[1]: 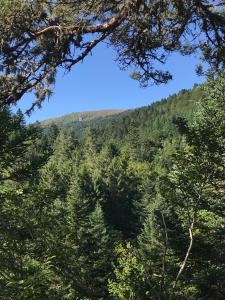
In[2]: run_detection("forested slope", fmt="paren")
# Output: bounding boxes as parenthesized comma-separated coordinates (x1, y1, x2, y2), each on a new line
(0, 0, 225, 298)
(1, 78, 225, 300)
(42, 84, 203, 144)
(97, 84, 203, 143)
(41, 109, 127, 126)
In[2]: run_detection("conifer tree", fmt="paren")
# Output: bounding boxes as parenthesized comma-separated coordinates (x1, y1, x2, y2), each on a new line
(167, 74, 225, 298)
(0, 108, 63, 299)
(109, 74, 225, 299)
(138, 74, 225, 298)
(67, 166, 113, 299)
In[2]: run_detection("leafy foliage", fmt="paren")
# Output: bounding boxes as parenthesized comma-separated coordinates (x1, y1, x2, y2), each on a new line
(1, 76, 225, 299)
(0, 1, 224, 111)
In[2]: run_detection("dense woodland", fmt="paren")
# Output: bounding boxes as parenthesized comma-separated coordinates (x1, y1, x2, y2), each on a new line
(1, 75, 225, 299)
(44, 84, 203, 142)
(0, 0, 225, 299)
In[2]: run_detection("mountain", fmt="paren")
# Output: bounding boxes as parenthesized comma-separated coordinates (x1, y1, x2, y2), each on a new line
(41, 109, 127, 126)
(41, 84, 204, 143)
(96, 84, 203, 143)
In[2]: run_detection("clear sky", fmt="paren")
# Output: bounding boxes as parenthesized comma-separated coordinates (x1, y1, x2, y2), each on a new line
(17, 43, 205, 123)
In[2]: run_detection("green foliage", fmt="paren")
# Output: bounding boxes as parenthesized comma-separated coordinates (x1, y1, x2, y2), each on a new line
(108, 243, 146, 300)
(41, 110, 126, 127)
(136, 74, 225, 298)
(1, 1, 224, 110)
(1, 77, 225, 299)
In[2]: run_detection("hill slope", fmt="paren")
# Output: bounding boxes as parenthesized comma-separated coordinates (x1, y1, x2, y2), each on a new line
(41, 109, 127, 126)
(97, 85, 203, 143)
(41, 84, 203, 143)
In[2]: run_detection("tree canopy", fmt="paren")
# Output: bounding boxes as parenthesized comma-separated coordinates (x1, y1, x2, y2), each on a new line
(1, 74, 225, 299)
(0, 0, 224, 112)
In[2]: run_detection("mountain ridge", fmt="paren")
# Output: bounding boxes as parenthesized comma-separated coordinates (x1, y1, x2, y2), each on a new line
(41, 84, 204, 144)
(41, 109, 127, 126)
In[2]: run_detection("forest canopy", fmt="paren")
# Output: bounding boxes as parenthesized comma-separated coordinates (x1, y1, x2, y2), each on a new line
(0, 1, 225, 299)
(0, 75, 225, 299)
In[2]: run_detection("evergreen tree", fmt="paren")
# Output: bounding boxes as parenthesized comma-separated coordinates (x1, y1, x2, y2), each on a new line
(108, 74, 225, 299)
(167, 74, 225, 298)
(138, 74, 225, 298)
(0, 108, 63, 299)
(97, 150, 144, 239)
(67, 166, 113, 299)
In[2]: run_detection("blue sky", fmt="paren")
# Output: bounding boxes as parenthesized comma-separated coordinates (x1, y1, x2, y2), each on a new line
(17, 43, 205, 123)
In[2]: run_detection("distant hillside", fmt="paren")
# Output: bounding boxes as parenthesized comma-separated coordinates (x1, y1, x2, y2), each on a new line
(41, 84, 204, 143)
(96, 84, 204, 143)
(41, 109, 127, 126)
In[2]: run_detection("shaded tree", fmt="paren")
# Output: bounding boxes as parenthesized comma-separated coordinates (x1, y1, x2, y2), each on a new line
(0, 0, 224, 111)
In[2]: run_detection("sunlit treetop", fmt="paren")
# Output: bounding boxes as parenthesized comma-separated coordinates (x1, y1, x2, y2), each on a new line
(0, 0, 224, 113)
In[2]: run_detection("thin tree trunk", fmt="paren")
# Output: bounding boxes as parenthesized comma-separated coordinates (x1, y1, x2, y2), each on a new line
(173, 217, 195, 288)
(161, 212, 168, 292)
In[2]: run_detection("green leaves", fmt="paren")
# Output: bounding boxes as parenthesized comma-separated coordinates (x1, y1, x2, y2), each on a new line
(1, 75, 225, 298)
(108, 243, 146, 300)
(0, 1, 225, 110)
